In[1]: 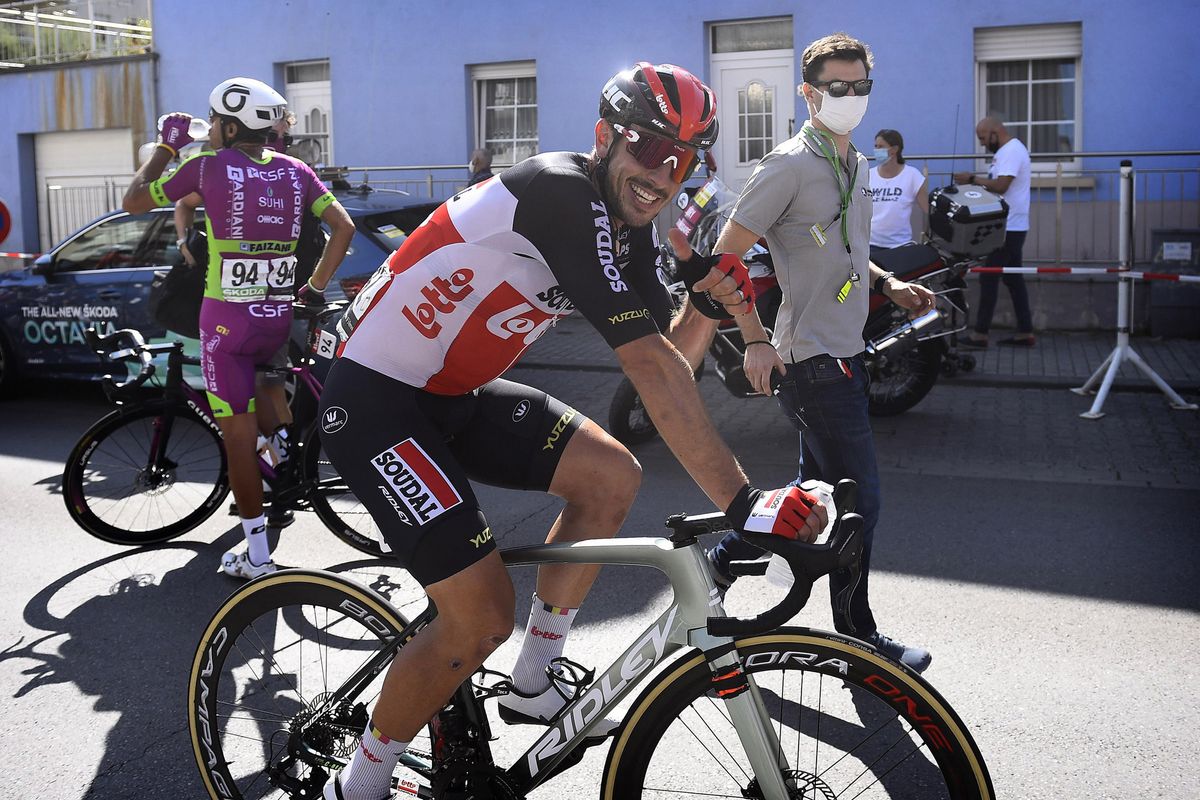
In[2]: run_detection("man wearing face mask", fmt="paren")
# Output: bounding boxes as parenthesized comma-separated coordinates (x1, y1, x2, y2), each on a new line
(954, 117, 1035, 347)
(702, 32, 936, 673)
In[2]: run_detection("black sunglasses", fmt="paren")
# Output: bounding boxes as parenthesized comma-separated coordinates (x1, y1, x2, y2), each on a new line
(811, 79, 873, 98)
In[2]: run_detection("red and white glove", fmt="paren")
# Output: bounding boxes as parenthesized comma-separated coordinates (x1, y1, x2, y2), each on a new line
(726, 484, 823, 542)
(158, 113, 195, 156)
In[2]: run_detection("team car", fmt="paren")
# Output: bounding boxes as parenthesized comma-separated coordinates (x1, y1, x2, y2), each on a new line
(0, 185, 440, 395)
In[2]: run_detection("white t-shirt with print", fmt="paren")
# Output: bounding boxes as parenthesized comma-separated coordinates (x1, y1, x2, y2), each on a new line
(989, 138, 1031, 232)
(868, 164, 925, 247)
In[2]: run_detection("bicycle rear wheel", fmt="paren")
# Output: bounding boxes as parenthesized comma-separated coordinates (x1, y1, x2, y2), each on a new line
(603, 628, 992, 800)
(305, 435, 387, 557)
(188, 569, 430, 800)
(63, 401, 229, 545)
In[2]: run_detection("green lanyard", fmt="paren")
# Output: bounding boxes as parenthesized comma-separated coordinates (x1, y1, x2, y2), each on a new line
(802, 123, 858, 255)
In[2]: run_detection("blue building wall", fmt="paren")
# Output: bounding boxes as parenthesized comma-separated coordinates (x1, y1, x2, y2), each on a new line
(1, 0, 1197, 253)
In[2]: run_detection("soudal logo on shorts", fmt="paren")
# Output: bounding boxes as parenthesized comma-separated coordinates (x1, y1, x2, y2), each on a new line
(372, 439, 463, 525)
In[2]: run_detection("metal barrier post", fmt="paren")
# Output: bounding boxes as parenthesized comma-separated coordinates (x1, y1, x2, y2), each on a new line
(1073, 161, 1198, 418)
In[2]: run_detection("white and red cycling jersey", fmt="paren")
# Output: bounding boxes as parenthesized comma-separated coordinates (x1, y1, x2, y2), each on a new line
(337, 152, 674, 395)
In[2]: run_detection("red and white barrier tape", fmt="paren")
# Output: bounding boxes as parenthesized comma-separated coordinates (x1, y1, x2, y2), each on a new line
(0, 251, 40, 259)
(968, 266, 1200, 283)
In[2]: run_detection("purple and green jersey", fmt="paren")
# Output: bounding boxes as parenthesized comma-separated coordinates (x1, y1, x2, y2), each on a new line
(149, 148, 334, 303)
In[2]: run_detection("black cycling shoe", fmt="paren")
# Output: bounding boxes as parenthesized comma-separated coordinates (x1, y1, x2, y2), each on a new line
(266, 508, 295, 528)
(865, 631, 932, 673)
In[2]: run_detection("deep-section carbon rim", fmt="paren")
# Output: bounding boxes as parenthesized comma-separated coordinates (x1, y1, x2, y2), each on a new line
(188, 570, 423, 800)
(603, 629, 992, 800)
(63, 402, 228, 544)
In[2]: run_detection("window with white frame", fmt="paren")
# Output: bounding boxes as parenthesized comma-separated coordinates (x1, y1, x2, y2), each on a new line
(284, 59, 333, 166)
(975, 23, 1081, 167)
(472, 61, 537, 168)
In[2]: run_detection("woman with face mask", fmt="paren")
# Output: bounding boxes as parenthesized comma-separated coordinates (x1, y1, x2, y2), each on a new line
(869, 129, 928, 251)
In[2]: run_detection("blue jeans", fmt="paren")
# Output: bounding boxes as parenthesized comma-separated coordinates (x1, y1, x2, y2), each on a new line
(709, 353, 880, 636)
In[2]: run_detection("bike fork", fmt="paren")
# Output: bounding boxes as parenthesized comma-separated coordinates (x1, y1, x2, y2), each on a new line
(711, 656, 793, 800)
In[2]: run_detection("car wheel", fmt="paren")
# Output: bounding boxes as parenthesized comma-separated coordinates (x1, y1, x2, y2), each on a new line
(0, 332, 21, 398)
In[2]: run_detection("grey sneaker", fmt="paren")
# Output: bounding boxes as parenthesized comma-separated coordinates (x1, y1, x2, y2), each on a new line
(498, 672, 617, 738)
(866, 631, 932, 673)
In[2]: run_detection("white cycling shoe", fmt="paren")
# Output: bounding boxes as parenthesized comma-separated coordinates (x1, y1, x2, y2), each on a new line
(219, 550, 277, 580)
(497, 679, 618, 739)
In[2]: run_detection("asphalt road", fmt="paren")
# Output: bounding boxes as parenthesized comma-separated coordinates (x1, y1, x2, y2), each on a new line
(0, 364, 1197, 799)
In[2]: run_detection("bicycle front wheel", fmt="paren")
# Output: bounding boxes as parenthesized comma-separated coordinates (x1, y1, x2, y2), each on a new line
(188, 569, 428, 800)
(603, 628, 992, 800)
(63, 402, 229, 545)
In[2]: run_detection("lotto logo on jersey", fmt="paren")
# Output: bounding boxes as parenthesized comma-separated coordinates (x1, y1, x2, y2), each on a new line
(372, 439, 463, 525)
(402, 268, 475, 339)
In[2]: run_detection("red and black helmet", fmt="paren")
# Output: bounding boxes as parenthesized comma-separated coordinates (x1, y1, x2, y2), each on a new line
(599, 62, 719, 150)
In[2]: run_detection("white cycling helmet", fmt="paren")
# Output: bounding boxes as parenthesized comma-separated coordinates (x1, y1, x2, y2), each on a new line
(208, 77, 287, 132)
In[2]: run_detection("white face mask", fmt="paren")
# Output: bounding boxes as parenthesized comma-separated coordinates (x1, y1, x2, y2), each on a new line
(813, 89, 869, 135)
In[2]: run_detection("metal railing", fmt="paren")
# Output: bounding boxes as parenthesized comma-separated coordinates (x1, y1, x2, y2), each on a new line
(42, 174, 129, 248)
(336, 164, 481, 201)
(902, 151, 1200, 265)
(0, 0, 152, 69)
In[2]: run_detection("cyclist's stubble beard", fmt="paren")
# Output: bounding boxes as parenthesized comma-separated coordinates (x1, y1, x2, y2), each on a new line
(603, 148, 673, 230)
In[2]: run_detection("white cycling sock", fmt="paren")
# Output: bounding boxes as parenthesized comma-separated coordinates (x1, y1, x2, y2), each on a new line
(241, 515, 270, 566)
(339, 718, 409, 800)
(511, 594, 578, 694)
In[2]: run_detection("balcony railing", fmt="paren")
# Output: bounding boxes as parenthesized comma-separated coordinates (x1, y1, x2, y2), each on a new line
(0, 0, 151, 69)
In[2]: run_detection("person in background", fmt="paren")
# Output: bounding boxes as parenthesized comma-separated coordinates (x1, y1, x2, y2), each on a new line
(869, 128, 928, 251)
(467, 147, 494, 186)
(124, 77, 355, 579)
(702, 32, 936, 674)
(171, 111, 320, 492)
(954, 116, 1035, 348)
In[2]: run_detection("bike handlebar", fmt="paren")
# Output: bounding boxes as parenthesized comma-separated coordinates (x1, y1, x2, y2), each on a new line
(692, 479, 865, 639)
(85, 326, 168, 394)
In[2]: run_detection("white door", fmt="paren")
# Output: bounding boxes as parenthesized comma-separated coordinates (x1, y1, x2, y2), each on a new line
(711, 50, 795, 192)
(286, 80, 333, 167)
(35, 128, 135, 250)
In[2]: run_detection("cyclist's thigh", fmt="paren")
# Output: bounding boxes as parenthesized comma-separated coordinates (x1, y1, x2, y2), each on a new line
(319, 357, 493, 586)
(199, 300, 291, 417)
(447, 378, 585, 492)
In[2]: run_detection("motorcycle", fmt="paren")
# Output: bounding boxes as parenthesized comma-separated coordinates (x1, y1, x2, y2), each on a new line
(608, 176, 996, 446)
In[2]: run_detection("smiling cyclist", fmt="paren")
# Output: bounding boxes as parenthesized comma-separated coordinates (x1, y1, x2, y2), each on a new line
(123, 76, 356, 579)
(316, 62, 828, 800)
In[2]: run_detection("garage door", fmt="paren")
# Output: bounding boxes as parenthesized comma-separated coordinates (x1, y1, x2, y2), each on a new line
(35, 128, 135, 250)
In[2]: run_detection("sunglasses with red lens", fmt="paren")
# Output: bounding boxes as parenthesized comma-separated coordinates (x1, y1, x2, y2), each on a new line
(612, 123, 702, 183)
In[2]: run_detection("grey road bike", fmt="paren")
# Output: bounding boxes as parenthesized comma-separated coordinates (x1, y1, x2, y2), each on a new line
(187, 480, 994, 799)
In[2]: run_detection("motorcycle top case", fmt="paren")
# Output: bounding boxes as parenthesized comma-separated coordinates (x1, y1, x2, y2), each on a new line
(928, 184, 1008, 257)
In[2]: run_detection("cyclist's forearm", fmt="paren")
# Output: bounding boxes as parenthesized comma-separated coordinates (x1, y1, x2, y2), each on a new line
(123, 146, 173, 214)
(308, 217, 354, 290)
(667, 301, 718, 371)
(617, 338, 747, 509)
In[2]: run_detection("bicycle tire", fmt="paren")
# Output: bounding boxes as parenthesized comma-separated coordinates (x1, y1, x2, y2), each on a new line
(602, 628, 993, 800)
(303, 433, 387, 557)
(188, 569, 428, 800)
(62, 401, 229, 545)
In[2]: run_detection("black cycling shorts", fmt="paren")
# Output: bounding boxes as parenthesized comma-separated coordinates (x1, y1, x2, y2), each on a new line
(318, 357, 585, 586)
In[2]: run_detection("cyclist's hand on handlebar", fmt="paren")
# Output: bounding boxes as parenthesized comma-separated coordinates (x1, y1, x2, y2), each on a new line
(296, 278, 327, 307)
(725, 484, 827, 543)
(883, 279, 936, 319)
(667, 229, 754, 319)
(158, 113, 195, 156)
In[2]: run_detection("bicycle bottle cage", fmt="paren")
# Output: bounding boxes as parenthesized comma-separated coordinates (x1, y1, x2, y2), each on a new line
(705, 479, 864, 638)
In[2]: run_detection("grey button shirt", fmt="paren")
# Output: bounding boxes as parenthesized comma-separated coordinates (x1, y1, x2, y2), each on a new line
(729, 127, 872, 362)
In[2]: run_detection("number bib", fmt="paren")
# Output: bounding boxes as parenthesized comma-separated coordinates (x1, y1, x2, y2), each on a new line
(220, 256, 298, 302)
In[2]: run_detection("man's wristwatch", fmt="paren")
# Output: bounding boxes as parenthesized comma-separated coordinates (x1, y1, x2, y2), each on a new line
(874, 271, 896, 294)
